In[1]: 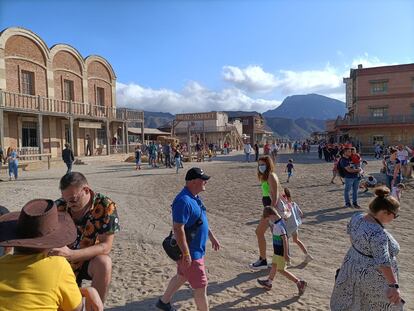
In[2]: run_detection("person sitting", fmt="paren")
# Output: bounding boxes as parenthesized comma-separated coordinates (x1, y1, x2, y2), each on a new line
(360, 175, 378, 193)
(0, 199, 103, 311)
(49, 172, 120, 303)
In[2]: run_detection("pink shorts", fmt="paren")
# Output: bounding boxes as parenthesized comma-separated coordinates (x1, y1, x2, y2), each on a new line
(177, 257, 208, 289)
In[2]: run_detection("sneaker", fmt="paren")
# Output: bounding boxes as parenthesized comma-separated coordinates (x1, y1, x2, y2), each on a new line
(353, 203, 361, 209)
(304, 254, 314, 263)
(249, 258, 268, 270)
(257, 278, 273, 290)
(156, 298, 177, 311)
(344, 203, 352, 208)
(296, 280, 307, 296)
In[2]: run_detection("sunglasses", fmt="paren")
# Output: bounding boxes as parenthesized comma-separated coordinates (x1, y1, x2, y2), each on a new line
(390, 211, 399, 219)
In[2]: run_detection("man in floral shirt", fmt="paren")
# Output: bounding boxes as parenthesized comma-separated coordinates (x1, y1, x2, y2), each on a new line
(50, 172, 120, 303)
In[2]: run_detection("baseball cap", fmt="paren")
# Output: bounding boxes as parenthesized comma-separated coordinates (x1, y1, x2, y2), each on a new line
(185, 167, 210, 181)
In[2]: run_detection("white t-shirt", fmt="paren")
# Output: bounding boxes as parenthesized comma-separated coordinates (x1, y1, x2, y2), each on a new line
(285, 202, 302, 236)
(244, 144, 252, 153)
(397, 150, 408, 162)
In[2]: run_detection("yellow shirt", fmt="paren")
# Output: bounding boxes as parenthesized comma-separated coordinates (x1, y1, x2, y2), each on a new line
(0, 253, 82, 311)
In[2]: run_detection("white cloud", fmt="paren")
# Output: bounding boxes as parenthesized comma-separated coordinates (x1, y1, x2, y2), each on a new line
(116, 81, 281, 114)
(223, 64, 343, 95)
(350, 53, 393, 69)
(222, 65, 279, 92)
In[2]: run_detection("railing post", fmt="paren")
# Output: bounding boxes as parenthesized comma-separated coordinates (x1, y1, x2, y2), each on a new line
(38, 95, 42, 112)
(0, 109, 4, 148)
(69, 100, 73, 115)
(0, 90, 3, 108)
(37, 114, 44, 159)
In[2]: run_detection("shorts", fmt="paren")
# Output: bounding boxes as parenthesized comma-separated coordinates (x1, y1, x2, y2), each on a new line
(76, 260, 92, 286)
(262, 196, 272, 207)
(272, 255, 286, 271)
(177, 257, 208, 289)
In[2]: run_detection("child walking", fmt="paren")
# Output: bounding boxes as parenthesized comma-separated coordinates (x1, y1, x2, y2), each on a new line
(257, 206, 307, 295)
(135, 146, 142, 170)
(174, 148, 182, 173)
(285, 159, 294, 183)
(283, 188, 313, 264)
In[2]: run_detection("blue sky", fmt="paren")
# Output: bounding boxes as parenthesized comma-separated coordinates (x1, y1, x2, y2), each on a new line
(1, 0, 413, 113)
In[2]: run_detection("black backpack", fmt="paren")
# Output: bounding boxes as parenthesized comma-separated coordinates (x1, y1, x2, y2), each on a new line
(337, 158, 346, 178)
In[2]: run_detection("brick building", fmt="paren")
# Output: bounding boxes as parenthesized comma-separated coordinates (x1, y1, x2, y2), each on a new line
(0, 27, 143, 158)
(332, 63, 414, 152)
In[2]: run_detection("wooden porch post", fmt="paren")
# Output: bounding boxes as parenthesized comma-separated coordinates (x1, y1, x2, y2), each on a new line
(106, 120, 111, 155)
(0, 109, 4, 148)
(37, 114, 44, 157)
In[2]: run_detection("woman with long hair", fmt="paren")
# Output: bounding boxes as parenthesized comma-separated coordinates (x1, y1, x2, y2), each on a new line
(331, 186, 404, 310)
(249, 155, 283, 270)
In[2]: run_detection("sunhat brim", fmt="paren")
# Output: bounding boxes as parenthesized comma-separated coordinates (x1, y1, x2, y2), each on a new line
(0, 211, 77, 249)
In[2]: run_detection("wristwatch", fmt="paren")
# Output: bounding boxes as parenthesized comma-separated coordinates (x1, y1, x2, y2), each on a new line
(388, 283, 399, 289)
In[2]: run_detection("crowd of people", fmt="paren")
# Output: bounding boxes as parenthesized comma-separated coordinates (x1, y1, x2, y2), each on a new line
(0, 139, 408, 311)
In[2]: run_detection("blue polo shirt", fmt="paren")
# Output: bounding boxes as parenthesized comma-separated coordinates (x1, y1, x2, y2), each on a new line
(172, 187, 209, 260)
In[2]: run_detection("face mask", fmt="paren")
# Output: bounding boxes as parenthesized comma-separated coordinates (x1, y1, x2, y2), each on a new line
(258, 164, 267, 174)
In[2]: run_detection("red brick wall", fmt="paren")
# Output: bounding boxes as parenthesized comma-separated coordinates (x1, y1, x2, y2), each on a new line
(87, 61, 111, 81)
(355, 68, 414, 118)
(52, 51, 82, 74)
(87, 61, 113, 107)
(5, 59, 48, 96)
(4, 35, 48, 96)
(5, 35, 46, 65)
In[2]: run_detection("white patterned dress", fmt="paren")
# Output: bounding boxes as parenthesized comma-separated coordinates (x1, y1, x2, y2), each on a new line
(330, 213, 403, 311)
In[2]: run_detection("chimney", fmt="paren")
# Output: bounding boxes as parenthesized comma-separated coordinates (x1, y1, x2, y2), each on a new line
(358, 64, 363, 69)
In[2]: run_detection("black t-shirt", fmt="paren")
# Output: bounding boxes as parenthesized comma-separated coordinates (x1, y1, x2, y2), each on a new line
(339, 157, 358, 178)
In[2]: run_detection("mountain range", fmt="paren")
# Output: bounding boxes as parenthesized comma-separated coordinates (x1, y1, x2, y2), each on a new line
(139, 94, 346, 139)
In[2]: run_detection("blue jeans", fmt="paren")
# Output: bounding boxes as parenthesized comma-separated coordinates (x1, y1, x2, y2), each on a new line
(245, 153, 251, 162)
(175, 158, 181, 173)
(344, 177, 359, 205)
(8, 161, 18, 178)
(65, 162, 73, 174)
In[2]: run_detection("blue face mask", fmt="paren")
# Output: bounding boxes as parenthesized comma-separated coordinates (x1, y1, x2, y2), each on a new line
(258, 164, 267, 174)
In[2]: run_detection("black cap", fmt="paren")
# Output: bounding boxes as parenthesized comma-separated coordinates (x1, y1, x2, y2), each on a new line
(185, 167, 210, 181)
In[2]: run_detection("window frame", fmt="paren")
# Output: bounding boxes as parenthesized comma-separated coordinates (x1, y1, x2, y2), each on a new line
(21, 70, 35, 95)
(63, 79, 75, 101)
(370, 80, 388, 94)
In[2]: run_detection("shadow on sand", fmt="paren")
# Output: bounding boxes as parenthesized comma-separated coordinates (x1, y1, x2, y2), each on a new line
(106, 270, 272, 311)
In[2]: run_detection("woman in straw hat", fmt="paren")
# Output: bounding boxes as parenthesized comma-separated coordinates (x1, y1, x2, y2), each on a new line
(0, 199, 103, 311)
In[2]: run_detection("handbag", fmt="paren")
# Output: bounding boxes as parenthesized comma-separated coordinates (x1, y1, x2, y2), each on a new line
(162, 209, 203, 261)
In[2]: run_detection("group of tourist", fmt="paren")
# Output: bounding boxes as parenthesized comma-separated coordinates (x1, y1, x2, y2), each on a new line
(0, 172, 119, 311)
(0, 139, 408, 311)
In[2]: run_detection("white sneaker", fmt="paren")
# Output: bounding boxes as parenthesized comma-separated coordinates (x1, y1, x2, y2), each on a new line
(304, 254, 314, 263)
(249, 258, 268, 270)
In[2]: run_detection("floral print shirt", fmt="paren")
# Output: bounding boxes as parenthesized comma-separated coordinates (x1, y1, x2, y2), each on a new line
(56, 192, 120, 273)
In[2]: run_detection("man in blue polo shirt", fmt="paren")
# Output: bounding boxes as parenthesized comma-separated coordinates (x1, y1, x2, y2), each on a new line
(340, 147, 362, 208)
(157, 167, 220, 311)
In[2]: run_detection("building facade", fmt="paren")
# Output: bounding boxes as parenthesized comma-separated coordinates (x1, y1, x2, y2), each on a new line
(333, 63, 414, 152)
(228, 113, 272, 144)
(172, 111, 244, 149)
(0, 27, 143, 158)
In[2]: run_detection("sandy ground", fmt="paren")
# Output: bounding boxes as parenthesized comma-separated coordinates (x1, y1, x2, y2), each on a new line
(0, 150, 413, 310)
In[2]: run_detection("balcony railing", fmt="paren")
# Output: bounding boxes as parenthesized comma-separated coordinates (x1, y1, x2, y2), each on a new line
(336, 115, 414, 127)
(0, 90, 144, 122)
(174, 125, 239, 134)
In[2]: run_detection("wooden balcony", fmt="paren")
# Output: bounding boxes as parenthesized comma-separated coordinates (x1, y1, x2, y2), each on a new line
(0, 90, 144, 122)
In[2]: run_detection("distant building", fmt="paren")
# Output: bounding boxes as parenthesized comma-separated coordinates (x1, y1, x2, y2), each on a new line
(0, 27, 143, 158)
(228, 113, 272, 144)
(172, 111, 244, 148)
(332, 63, 414, 152)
